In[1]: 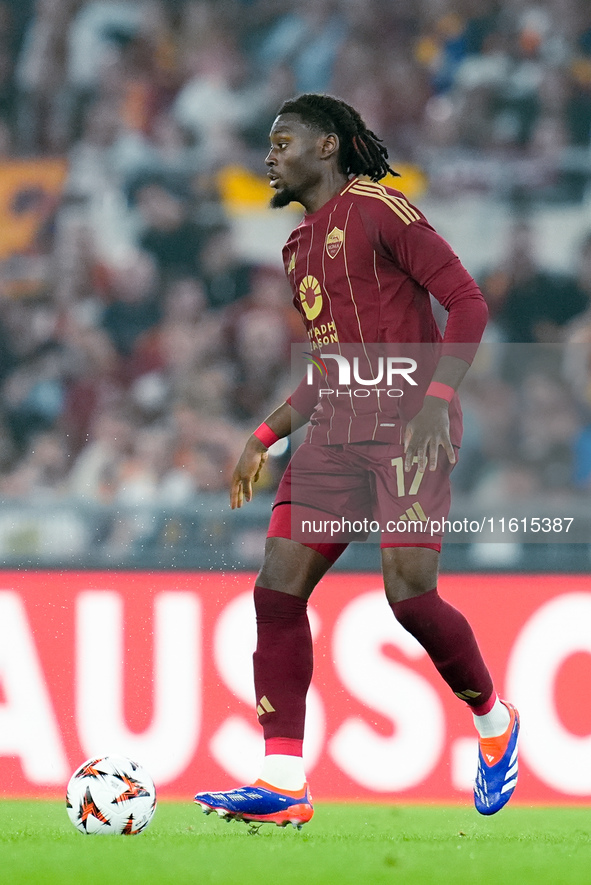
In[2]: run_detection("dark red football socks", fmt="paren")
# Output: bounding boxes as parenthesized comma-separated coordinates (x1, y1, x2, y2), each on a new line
(390, 588, 494, 707)
(253, 585, 313, 749)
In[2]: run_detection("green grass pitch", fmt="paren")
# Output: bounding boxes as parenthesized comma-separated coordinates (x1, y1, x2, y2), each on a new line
(1, 801, 590, 885)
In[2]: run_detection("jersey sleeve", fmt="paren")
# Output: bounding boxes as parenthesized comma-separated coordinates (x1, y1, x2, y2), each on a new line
(357, 192, 488, 361)
(286, 373, 318, 420)
(396, 222, 488, 360)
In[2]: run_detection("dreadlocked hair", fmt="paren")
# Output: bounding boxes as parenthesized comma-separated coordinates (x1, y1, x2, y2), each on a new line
(277, 93, 399, 182)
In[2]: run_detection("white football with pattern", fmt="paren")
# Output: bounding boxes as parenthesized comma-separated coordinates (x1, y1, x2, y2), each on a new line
(66, 755, 157, 835)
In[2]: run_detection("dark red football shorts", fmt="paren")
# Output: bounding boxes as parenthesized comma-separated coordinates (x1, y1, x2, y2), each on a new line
(267, 441, 456, 561)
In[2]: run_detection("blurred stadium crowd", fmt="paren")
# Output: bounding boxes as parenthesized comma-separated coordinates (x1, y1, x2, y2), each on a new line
(0, 0, 591, 560)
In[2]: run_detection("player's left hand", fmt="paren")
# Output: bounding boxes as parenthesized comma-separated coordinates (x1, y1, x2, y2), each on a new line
(403, 399, 456, 473)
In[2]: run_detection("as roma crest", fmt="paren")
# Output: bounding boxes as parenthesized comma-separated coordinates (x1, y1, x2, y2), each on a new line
(326, 226, 344, 259)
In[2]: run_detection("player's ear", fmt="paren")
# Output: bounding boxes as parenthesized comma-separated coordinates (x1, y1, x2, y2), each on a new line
(319, 133, 339, 161)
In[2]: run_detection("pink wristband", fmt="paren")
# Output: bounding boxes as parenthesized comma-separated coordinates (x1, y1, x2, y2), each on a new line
(253, 422, 281, 448)
(426, 381, 455, 402)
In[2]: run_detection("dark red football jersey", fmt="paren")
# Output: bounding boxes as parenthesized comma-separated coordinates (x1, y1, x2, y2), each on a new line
(284, 177, 488, 446)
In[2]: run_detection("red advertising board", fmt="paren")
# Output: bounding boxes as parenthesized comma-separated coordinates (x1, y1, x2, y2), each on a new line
(0, 571, 589, 803)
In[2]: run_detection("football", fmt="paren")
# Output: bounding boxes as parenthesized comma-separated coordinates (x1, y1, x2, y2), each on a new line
(66, 755, 157, 835)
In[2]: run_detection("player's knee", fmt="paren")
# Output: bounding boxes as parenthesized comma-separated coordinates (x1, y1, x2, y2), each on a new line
(382, 547, 439, 604)
(384, 580, 434, 606)
(256, 538, 328, 599)
(256, 557, 306, 600)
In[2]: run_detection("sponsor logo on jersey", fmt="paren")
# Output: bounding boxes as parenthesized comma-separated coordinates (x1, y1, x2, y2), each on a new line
(326, 226, 344, 258)
(299, 274, 323, 320)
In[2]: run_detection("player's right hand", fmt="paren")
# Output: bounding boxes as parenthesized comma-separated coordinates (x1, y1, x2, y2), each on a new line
(230, 438, 269, 509)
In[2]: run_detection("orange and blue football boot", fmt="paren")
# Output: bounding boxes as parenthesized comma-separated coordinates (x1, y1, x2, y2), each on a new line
(474, 702, 520, 815)
(195, 780, 313, 829)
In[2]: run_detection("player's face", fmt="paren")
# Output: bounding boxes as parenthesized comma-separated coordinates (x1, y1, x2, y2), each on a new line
(266, 114, 326, 209)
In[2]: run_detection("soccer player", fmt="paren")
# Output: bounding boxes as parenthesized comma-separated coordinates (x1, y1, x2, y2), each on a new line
(195, 94, 519, 827)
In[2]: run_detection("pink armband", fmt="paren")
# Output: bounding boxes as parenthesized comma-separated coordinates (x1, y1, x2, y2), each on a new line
(426, 381, 455, 402)
(253, 422, 281, 448)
